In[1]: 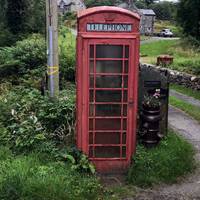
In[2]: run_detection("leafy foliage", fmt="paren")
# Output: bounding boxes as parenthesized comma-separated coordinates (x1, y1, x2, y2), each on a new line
(0, 0, 45, 46)
(0, 86, 75, 153)
(177, 0, 200, 41)
(0, 34, 46, 84)
(149, 1, 177, 21)
(128, 130, 196, 187)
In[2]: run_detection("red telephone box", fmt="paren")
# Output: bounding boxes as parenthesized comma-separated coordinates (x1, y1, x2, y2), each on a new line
(76, 6, 140, 173)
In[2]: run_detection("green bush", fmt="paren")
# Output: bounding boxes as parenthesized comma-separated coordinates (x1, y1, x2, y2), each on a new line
(128, 130, 196, 187)
(0, 148, 101, 200)
(0, 30, 76, 85)
(0, 34, 46, 83)
(0, 86, 75, 154)
(12, 34, 46, 73)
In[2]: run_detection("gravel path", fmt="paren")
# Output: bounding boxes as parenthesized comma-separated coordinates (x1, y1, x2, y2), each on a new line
(133, 105, 200, 200)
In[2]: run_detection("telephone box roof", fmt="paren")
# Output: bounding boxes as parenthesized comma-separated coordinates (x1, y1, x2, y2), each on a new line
(78, 6, 140, 20)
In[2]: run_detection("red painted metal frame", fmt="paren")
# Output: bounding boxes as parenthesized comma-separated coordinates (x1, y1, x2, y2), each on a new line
(76, 6, 140, 173)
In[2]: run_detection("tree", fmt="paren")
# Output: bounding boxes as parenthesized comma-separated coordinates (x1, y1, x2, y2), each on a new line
(84, 0, 114, 7)
(177, 0, 200, 40)
(6, 0, 27, 35)
(1, 0, 45, 46)
(133, 0, 155, 8)
(24, 0, 45, 34)
(150, 1, 177, 21)
(134, 0, 146, 9)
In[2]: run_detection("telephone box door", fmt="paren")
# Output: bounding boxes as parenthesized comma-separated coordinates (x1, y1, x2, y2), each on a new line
(81, 38, 138, 172)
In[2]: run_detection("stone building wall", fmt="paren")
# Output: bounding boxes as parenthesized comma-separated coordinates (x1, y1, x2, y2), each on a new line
(140, 63, 200, 90)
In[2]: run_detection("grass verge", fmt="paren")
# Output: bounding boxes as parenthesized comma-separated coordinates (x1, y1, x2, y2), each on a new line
(170, 96, 200, 122)
(128, 129, 196, 187)
(170, 84, 200, 101)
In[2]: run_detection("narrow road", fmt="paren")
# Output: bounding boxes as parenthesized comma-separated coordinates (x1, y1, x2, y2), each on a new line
(170, 89, 200, 108)
(134, 89, 200, 200)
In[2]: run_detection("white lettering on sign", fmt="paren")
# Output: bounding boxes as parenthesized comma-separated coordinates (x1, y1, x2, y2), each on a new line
(87, 23, 132, 32)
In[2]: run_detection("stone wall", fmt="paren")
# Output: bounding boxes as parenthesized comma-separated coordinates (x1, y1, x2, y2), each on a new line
(141, 63, 200, 90)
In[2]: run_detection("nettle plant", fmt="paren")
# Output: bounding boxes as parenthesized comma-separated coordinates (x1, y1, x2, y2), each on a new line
(0, 86, 96, 174)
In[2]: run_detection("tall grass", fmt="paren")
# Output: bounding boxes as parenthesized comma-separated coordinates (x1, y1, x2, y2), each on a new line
(0, 147, 102, 200)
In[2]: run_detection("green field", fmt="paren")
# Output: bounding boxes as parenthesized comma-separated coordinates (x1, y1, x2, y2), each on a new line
(140, 39, 200, 75)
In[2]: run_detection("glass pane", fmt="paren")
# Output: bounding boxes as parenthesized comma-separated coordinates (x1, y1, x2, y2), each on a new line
(89, 119, 93, 130)
(95, 119, 121, 130)
(96, 90, 122, 102)
(89, 104, 94, 116)
(122, 132, 126, 144)
(125, 46, 129, 58)
(124, 91, 128, 102)
(90, 45, 94, 58)
(123, 105, 127, 116)
(125, 61, 129, 73)
(123, 119, 127, 130)
(122, 147, 126, 158)
(89, 147, 93, 157)
(96, 61, 122, 73)
(96, 104, 121, 116)
(96, 45, 123, 58)
(90, 90, 94, 102)
(96, 75, 122, 88)
(95, 146, 120, 158)
(90, 76, 94, 88)
(124, 76, 128, 88)
(89, 132, 93, 144)
(90, 61, 94, 73)
(95, 132, 120, 144)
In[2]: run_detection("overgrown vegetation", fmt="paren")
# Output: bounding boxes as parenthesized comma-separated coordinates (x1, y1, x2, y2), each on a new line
(140, 39, 200, 75)
(0, 147, 102, 200)
(59, 26, 76, 85)
(128, 129, 196, 187)
(0, 85, 76, 153)
(177, 0, 200, 42)
(170, 84, 200, 101)
(170, 96, 200, 123)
